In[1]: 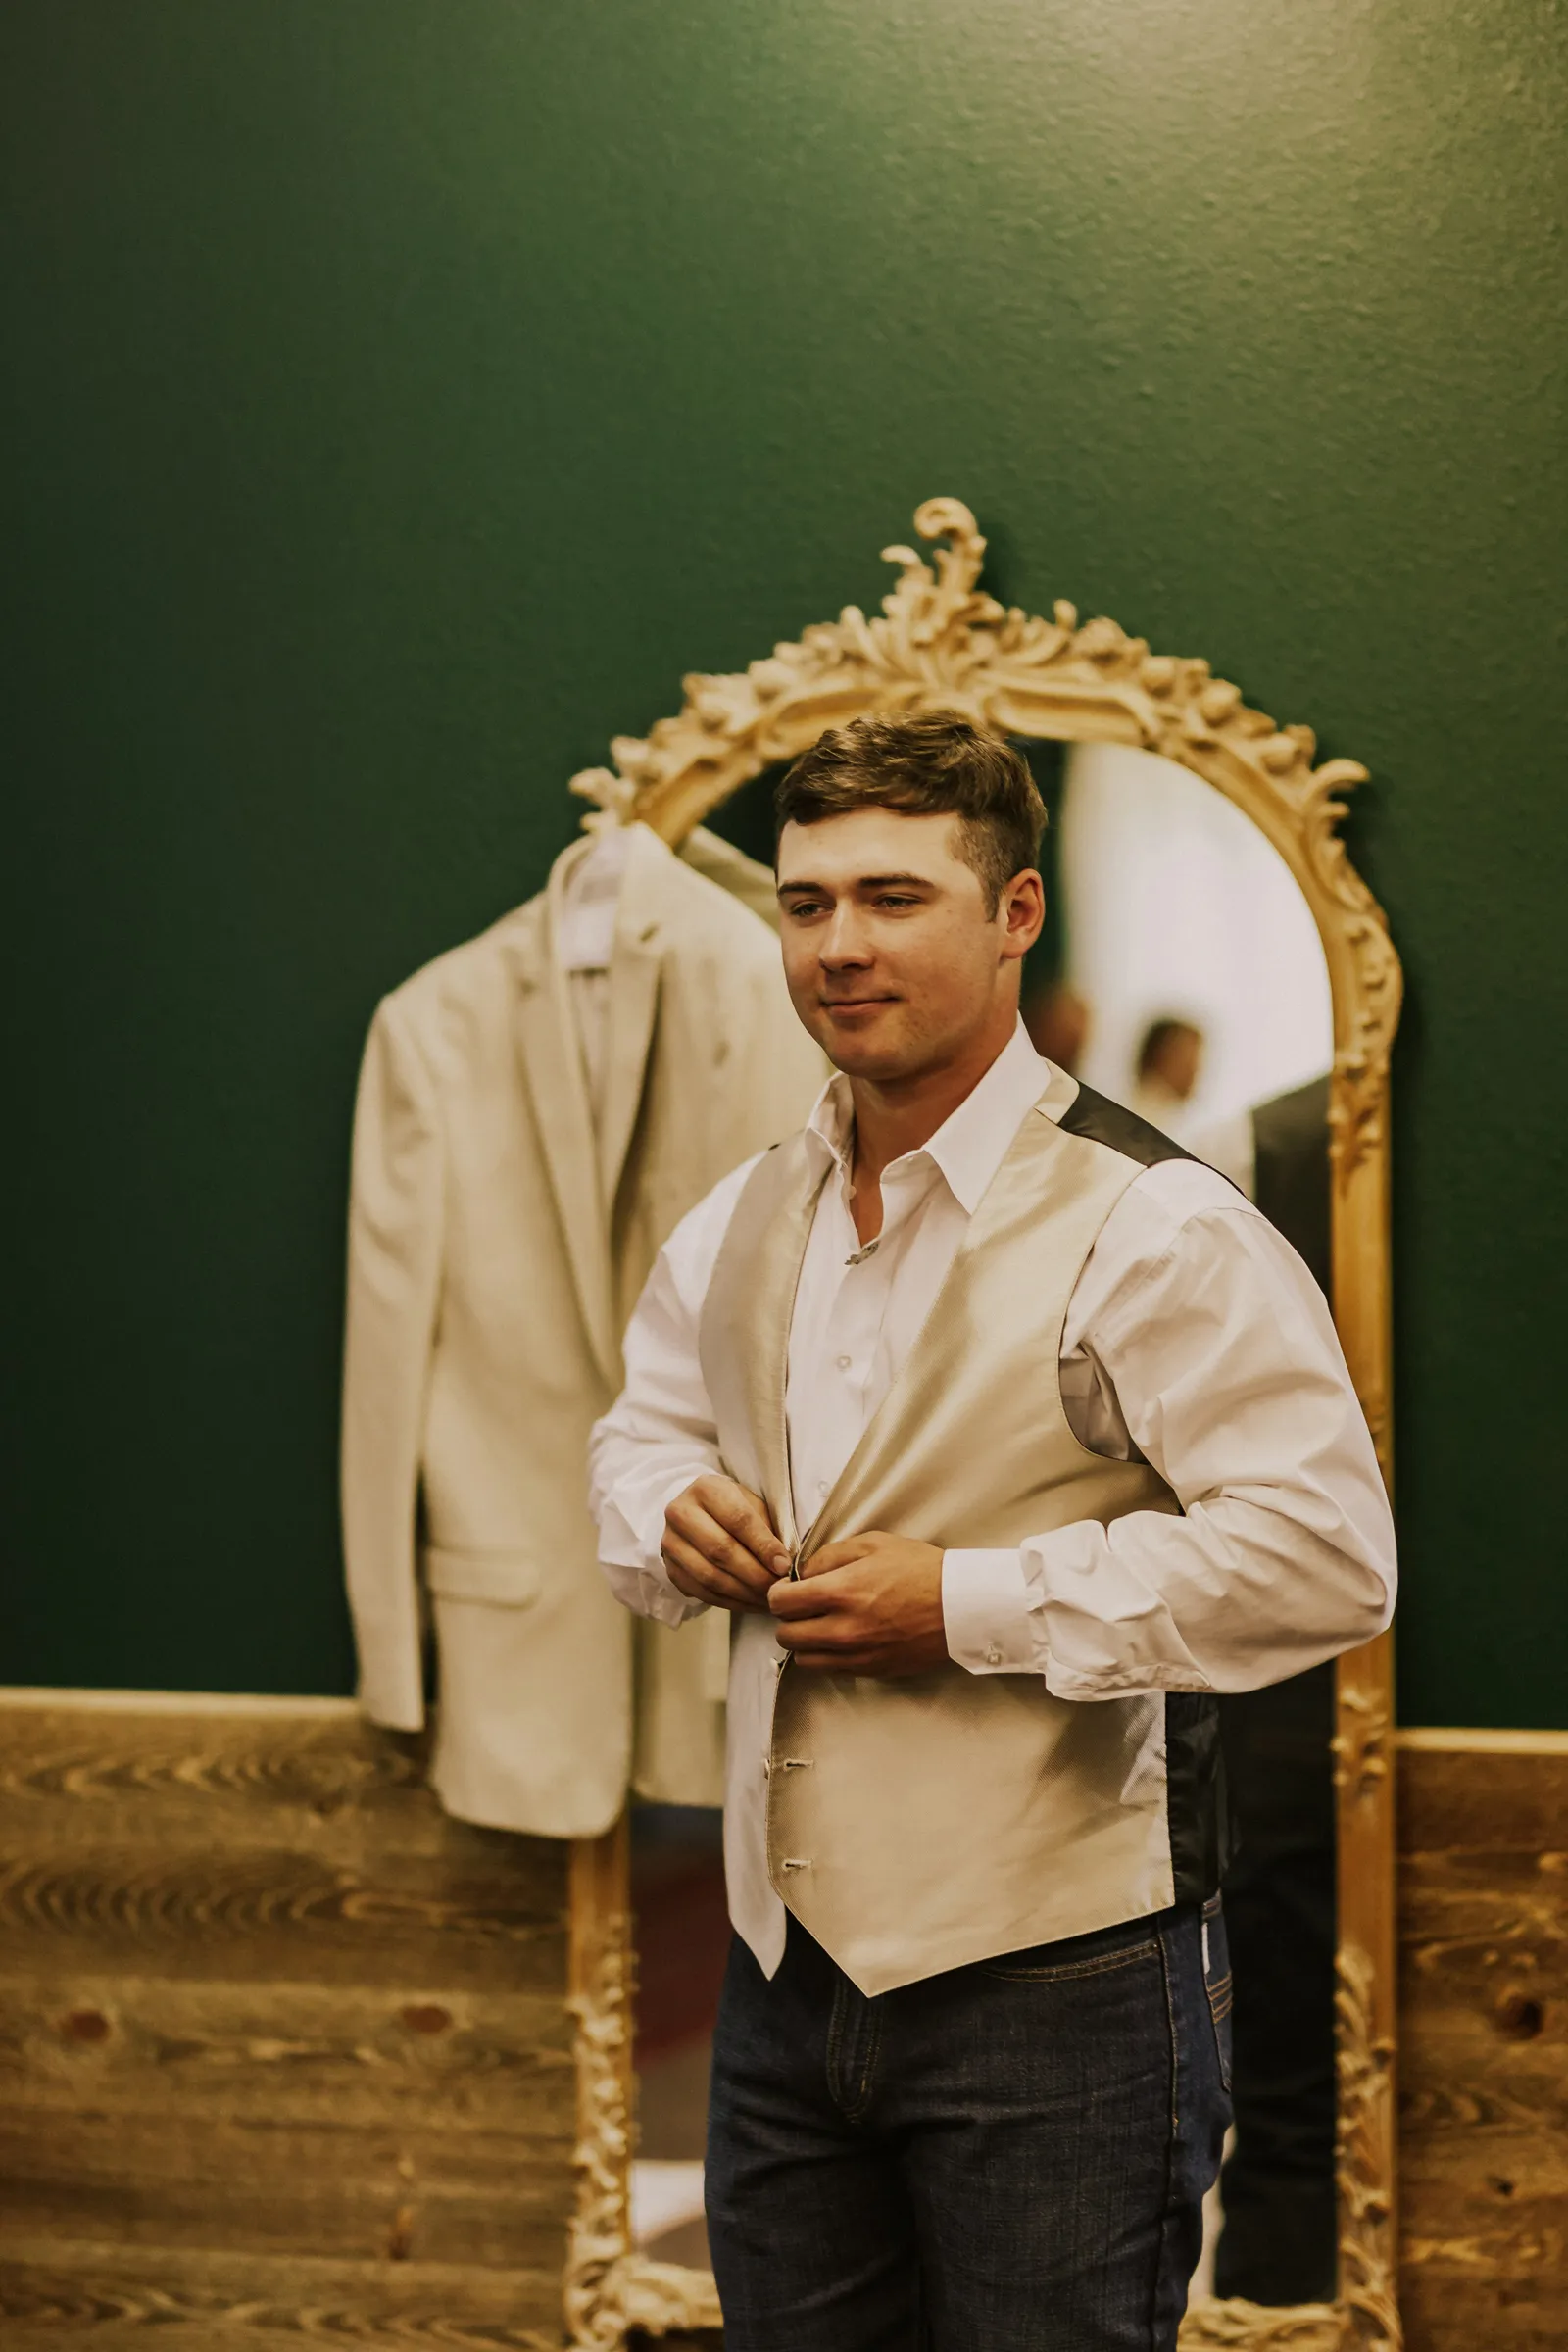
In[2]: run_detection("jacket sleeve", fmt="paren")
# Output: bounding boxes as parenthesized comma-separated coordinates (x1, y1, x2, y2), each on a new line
(340, 995, 444, 1729)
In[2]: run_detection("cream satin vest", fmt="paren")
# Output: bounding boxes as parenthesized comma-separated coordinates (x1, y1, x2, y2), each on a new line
(701, 1078, 1212, 1996)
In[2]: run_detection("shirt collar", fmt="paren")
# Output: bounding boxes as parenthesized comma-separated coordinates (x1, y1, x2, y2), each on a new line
(802, 1018, 1060, 1216)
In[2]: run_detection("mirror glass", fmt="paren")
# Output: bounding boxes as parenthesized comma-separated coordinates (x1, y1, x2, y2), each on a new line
(630, 736, 1339, 2309)
(1043, 741, 1338, 2308)
(630, 1800, 726, 2269)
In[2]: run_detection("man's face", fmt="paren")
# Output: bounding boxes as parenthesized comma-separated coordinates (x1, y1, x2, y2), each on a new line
(775, 808, 1041, 1083)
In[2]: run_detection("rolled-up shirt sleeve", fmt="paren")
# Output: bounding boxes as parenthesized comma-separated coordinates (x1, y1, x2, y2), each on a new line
(944, 1171, 1396, 1696)
(588, 1156, 760, 1626)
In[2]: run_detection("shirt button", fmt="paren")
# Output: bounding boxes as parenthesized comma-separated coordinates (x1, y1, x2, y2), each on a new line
(986, 1643, 1003, 1666)
(836, 1354, 852, 1370)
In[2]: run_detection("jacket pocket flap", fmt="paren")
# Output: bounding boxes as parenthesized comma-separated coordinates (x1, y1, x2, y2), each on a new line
(423, 1546, 542, 1607)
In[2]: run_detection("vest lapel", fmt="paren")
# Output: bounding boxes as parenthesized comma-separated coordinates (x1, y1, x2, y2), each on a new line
(511, 875, 619, 1390)
(706, 1133, 825, 1551)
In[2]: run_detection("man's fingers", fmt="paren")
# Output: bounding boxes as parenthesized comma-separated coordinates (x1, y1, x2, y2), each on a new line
(667, 1480, 790, 1584)
(661, 1529, 768, 1612)
(797, 1532, 887, 1579)
(698, 1481, 793, 1576)
(769, 1573, 865, 1650)
(665, 1503, 777, 1595)
(771, 1594, 863, 1648)
(767, 1571, 846, 1619)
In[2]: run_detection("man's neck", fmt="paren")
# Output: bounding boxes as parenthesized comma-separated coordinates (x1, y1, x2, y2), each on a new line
(846, 1006, 1018, 1227)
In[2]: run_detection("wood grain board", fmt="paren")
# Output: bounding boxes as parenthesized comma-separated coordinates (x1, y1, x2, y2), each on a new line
(0, 1694, 575, 2346)
(5, 1700, 1566, 2349)
(1397, 1730, 1568, 2352)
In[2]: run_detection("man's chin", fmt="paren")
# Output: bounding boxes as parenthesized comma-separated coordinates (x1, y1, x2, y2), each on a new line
(819, 1025, 918, 1082)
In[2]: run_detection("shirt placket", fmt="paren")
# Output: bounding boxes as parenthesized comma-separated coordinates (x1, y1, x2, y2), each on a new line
(799, 1162, 926, 1522)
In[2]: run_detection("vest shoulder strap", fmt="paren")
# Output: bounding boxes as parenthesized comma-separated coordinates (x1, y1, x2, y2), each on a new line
(1057, 1079, 1196, 1170)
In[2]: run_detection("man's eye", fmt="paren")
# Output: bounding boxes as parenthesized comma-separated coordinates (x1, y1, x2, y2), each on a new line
(875, 895, 919, 910)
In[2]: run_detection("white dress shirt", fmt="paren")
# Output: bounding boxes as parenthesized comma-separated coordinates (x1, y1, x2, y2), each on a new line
(590, 1021, 1396, 1958)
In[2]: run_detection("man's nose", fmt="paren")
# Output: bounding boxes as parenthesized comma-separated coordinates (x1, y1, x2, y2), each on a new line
(818, 905, 873, 965)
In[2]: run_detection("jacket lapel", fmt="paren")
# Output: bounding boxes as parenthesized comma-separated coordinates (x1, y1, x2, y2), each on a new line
(510, 862, 620, 1390)
(594, 827, 666, 1214)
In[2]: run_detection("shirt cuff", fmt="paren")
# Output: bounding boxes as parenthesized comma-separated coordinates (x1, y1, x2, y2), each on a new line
(941, 1549, 1041, 1675)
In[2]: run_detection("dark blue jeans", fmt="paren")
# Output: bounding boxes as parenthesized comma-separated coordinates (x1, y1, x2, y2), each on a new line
(706, 1898, 1232, 2352)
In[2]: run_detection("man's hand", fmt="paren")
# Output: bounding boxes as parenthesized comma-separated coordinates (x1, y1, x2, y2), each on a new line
(767, 1531, 948, 1676)
(662, 1475, 793, 1614)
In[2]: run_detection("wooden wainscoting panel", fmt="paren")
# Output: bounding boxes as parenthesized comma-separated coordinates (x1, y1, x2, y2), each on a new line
(0, 2239, 565, 2349)
(0, 1692, 575, 2347)
(1397, 1730, 1568, 2352)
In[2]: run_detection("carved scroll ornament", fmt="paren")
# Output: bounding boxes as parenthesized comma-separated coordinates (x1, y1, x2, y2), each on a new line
(570, 497, 1400, 1180)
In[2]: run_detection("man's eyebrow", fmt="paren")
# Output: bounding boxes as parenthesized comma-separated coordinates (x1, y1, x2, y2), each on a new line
(776, 870, 937, 895)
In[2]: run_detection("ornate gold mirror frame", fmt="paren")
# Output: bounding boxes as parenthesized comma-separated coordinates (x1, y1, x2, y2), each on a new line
(562, 501, 1401, 2352)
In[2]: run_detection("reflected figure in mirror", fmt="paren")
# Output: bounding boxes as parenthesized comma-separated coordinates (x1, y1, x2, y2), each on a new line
(1021, 978, 1092, 1075)
(1198, 1073, 1338, 2305)
(1129, 1014, 1205, 1143)
(631, 1802, 727, 2270)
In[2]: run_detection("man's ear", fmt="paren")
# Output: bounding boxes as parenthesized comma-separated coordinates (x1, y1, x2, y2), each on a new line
(1001, 869, 1046, 956)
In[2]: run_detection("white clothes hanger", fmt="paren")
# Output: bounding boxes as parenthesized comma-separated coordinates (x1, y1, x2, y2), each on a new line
(557, 823, 631, 973)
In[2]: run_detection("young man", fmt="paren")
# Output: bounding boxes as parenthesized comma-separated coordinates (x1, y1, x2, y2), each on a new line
(589, 712, 1396, 2352)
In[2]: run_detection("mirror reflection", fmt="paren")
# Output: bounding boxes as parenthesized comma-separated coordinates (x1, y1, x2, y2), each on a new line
(628, 736, 1341, 2311)
(630, 1802, 726, 2269)
(1045, 742, 1337, 2307)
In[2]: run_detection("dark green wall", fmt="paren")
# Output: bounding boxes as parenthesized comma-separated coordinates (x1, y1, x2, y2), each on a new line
(4, 1, 1563, 1722)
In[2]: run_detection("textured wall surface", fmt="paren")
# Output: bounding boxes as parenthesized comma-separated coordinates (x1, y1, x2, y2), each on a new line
(1397, 1732, 1568, 2352)
(3, 0, 1564, 1719)
(0, 1695, 574, 2341)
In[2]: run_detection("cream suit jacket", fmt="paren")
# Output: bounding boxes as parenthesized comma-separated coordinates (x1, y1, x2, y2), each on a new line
(341, 822, 825, 1838)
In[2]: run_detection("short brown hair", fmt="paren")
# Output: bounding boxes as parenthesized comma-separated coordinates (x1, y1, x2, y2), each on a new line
(774, 710, 1046, 912)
